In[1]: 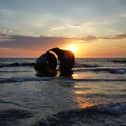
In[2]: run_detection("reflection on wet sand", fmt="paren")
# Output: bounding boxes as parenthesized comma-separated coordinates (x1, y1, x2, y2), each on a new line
(58, 73, 96, 109)
(74, 96, 95, 109)
(72, 82, 95, 109)
(50, 75, 95, 110)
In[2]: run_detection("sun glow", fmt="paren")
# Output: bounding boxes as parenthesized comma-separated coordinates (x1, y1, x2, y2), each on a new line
(69, 46, 77, 53)
(66, 44, 77, 55)
(63, 41, 85, 57)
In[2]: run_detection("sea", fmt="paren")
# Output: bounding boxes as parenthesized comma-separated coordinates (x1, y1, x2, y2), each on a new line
(0, 58, 126, 126)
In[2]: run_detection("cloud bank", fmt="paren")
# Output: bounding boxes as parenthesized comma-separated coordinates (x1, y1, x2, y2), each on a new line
(0, 34, 70, 50)
(0, 33, 126, 50)
(82, 33, 126, 41)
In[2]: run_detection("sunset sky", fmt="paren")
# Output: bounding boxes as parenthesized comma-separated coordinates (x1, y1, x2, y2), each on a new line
(0, 0, 126, 58)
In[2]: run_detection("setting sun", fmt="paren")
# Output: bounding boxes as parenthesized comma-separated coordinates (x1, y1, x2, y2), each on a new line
(65, 44, 77, 55)
(69, 45, 77, 53)
(63, 43, 85, 57)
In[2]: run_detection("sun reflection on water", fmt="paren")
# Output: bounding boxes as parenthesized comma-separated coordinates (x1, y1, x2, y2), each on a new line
(74, 96, 95, 109)
(72, 83, 95, 108)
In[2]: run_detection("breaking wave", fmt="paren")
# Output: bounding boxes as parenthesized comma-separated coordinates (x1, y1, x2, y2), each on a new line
(0, 108, 33, 126)
(33, 102, 126, 126)
(0, 102, 125, 126)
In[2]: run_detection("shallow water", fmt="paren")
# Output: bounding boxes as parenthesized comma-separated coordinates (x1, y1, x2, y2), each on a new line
(0, 58, 126, 126)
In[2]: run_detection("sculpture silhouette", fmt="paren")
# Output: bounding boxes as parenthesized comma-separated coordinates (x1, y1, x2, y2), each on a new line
(34, 48, 75, 76)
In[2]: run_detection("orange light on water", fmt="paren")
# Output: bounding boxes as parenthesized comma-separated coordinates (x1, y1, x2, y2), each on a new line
(74, 96, 95, 109)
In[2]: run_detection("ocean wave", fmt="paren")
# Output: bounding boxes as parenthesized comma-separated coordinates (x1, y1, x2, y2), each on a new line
(112, 60, 126, 64)
(0, 70, 31, 73)
(0, 108, 33, 126)
(0, 102, 125, 126)
(34, 102, 126, 126)
(0, 99, 25, 107)
(0, 77, 54, 83)
(73, 78, 126, 82)
(0, 77, 126, 83)
(84, 93, 126, 99)
(74, 68, 126, 74)
(0, 62, 100, 69)
(75, 63, 99, 68)
(0, 62, 34, 68)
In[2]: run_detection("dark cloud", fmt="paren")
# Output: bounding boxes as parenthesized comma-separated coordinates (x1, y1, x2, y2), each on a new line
(82, 35, 97, 41)
(0, 32, 10, 38)
(0, 32, 13, 42)
(101, 33, 126, 39)
(82, 33, 126, 41)
(0, 33, 126, 50)
(0, 34, 72, 50)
